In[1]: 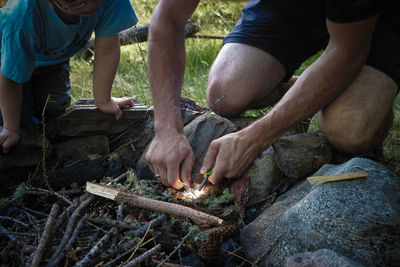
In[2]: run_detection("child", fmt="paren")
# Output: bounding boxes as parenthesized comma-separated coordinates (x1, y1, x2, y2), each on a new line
(0, 0, 138, 153)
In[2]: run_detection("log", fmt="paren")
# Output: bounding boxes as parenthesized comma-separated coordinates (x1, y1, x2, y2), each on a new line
(46, 98, 151, 138)
(307, 171, 369, 184)
(80, 21, 200, 59)
(86, 182, 224, 226)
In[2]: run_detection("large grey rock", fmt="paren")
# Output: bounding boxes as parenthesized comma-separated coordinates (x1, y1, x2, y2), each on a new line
(241, 158, 400, 266)
(244, 147, 284, 206)
(284, 249, 362, 267)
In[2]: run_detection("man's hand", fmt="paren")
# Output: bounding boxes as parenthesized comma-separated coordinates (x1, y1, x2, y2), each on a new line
(0, 128, 20, 153)
(96, 97, 134, 120)
(145, 133, 195, 189)
(201, 130, 264, 185)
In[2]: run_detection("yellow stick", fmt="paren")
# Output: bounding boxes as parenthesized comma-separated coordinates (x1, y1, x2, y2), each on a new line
(307, 171, 369, 184)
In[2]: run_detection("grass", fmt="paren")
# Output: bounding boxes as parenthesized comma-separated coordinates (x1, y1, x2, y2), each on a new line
(69, 0, 399, 167)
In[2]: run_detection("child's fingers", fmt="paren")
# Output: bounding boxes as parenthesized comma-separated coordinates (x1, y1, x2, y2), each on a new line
(117, 97, 134, 107)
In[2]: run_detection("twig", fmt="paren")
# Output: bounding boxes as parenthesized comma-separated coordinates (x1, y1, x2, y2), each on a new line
(0, 216, 29, 228)
(87, 217, 139, 230)
(31, 202, 60, 267)
(123, 244, 161, 267)
(75, 227, 117, 267)
(86, 182, 224, 226)
(48, 195, 95, 266)
(121, 222, 153, 265)
(0, 223, 16, 241)
(26, 186, 72, 205)
(50, 216, 86, 266)
(157, 228, 194, 267)
(106, 171, 129, 186)
(106, 235, 157, 267)
(151, 260, 192, 267)
(41, 93, 53, 192)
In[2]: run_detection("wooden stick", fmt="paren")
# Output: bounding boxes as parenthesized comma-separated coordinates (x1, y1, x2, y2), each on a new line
(31, 203, 60, 267)
(124, 244, 162, 267)
(307, 171, 369, 184)
(86, 182, 224, 226)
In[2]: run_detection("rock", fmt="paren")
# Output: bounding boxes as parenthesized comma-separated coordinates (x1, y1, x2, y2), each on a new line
(240, 158, 400, 266)
(284, 249, 362, 267)
(113, 118, 154, 169)
(0, 125, 52, 169)
(184, 113, 237, 184)
(54, 135, 109, 165)
(272, 132, 333, 179)
(45, 158, 105, 190)
(244, 147, 284, 206)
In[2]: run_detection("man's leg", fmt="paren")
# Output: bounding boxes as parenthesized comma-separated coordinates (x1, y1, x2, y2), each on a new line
(318, 65, 398, 155)
(207, 43, 286, 118)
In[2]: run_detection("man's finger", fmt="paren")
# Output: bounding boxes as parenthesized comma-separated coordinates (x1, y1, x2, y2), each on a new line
(180, 156, 194, 186)
(201, 142, 218, 174)
(168, 162, 182, 190)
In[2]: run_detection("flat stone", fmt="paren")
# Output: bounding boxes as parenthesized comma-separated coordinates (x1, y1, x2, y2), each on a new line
(240, 158, 400, 266)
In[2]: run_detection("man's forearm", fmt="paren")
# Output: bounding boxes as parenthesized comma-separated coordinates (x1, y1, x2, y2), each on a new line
(148, 21, 187, 135)
(0, 72, 22, 131)
(148, 0, 199, 136)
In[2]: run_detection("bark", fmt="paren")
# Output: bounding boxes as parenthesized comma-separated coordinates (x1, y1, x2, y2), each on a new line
(86, 182, 224, 226)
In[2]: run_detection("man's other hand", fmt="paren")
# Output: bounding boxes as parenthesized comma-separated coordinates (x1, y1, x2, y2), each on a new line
(145, 133, 195, 189)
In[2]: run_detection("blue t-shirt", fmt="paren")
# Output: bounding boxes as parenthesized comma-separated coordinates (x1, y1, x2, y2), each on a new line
(0, 0, 138, 83)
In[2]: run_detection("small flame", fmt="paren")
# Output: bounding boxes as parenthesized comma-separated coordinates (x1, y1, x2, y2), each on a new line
(181, 186, 205, 199)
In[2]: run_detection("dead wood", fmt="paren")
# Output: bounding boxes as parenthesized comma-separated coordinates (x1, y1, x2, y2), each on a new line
(86, 182, 224, 226)
(49, 216, 86, 266)
(75, 227, 117, 267)
(87, 217, 139, 230)
(48, 195, 95, 265)
(124, 244, 162, 267)
(31, 202, 60, 267)
(81, 21, 200, 58)
(157, 228, 194, 267)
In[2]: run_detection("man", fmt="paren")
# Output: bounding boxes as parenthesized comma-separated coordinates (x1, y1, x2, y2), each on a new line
(145, 0, 399, 189)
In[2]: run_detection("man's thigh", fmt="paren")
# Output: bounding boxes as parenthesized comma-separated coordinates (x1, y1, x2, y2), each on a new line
(318, 65, 398, 153)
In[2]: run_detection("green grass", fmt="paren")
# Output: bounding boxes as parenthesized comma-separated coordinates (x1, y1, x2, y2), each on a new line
(69, 0, 399, 163)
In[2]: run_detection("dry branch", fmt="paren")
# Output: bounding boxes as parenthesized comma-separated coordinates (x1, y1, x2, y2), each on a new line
(31, 202, 60, 267)
(86, 182, 224, 226)
(124, 244, 162, 267)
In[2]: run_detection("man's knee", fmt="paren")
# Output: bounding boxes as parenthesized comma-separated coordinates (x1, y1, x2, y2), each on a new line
(319, 112, 390, 154)
(207, 77, 245, 118)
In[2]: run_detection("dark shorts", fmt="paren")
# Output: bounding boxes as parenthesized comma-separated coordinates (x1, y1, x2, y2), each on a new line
(223, 0, 400, 89)
(0, 61, 71, 127)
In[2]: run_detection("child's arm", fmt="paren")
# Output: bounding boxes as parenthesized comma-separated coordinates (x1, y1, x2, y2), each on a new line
(92, 34, 133, 120)
(0, 71, 22, 153)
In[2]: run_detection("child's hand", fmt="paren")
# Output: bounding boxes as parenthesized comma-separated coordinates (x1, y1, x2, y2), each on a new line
(0, 128, 20, 153)
(96, 97, 134, 120)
